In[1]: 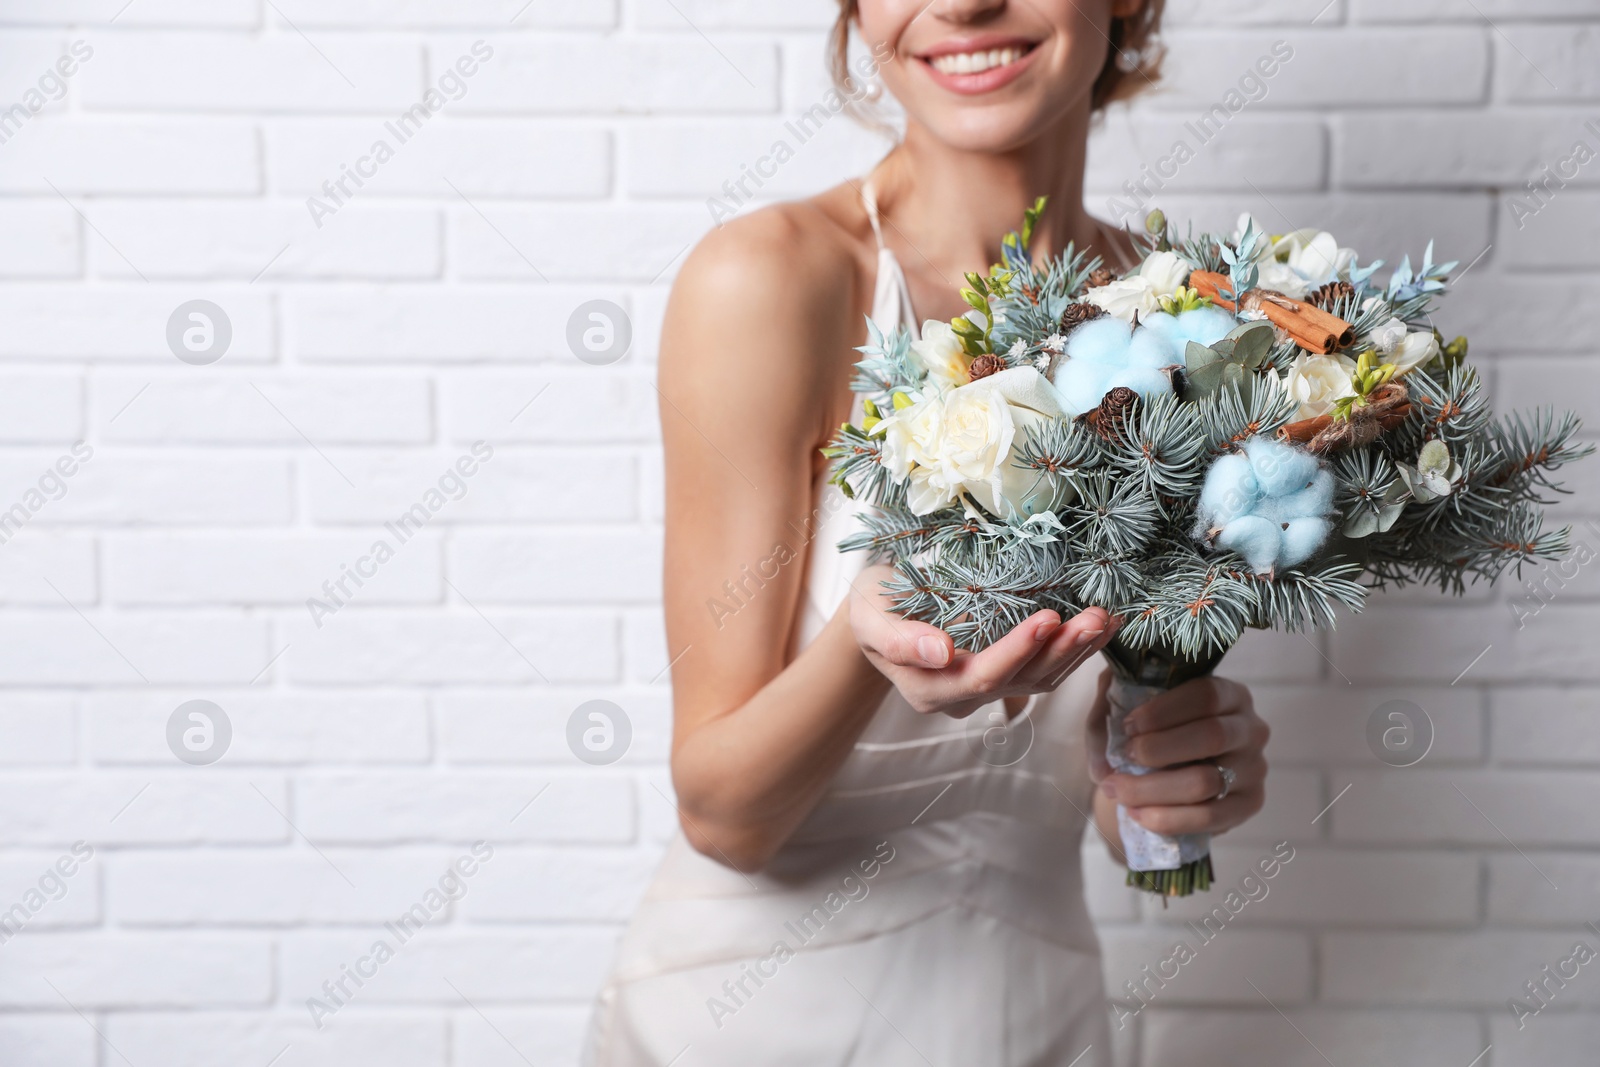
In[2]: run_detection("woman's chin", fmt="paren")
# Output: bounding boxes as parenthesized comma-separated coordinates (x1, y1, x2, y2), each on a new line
(914, 104, 1066, 154)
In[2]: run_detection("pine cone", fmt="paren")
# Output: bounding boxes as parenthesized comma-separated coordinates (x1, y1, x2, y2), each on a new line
(967, 354, 1006, 382)
(1086, 386, 1139, 442)
(1060, 301, 1106, 333)
(1307, 280, 1354, 310)
(1085, 267, 1117, 290)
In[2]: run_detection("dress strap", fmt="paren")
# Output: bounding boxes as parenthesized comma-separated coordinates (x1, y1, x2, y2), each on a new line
(859, 180, 919, 343)
(861, 181, 887, 248)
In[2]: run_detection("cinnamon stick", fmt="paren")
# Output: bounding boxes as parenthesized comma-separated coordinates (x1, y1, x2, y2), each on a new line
(1188, 270, 1354, 355)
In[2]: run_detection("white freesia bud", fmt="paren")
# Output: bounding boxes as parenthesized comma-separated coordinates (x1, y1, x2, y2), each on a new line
(1388, 331, 1441, 377)
(1139, 250, 1192, 298)
(909, 320, 975, 395)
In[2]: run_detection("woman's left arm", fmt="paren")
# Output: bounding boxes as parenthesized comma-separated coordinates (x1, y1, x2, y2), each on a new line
(1084, 672, 1270, 857)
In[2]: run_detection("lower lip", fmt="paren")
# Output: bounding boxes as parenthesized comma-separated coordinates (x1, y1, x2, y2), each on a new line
(919, 47, 1037, 96)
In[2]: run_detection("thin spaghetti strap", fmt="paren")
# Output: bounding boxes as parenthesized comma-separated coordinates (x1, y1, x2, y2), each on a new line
(861, 182, 886, 249)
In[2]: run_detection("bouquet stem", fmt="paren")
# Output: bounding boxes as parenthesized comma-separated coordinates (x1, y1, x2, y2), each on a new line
(1101, 640, 1229, 899)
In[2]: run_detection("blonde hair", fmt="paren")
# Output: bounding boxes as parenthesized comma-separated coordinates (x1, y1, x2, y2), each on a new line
(829, 1, 1166, 113)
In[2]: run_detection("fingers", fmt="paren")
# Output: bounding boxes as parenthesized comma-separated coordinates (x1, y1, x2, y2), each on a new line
(1123, 711, 1255, 770)
(1122, 675, 1251, 738)
(1026, 608, 1117, 690)
(1101, 752, 1264, 809)
(1122, 790, 1265, 837)
(954, 610, 1063, 693)
(849, 575, 955, 670)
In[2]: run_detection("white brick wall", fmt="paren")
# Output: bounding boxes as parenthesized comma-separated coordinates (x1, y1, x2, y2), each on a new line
(0, 2, 1595, 1065)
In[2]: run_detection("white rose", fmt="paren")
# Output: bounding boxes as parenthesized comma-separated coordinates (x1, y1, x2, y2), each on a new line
(910, 319, 974, 395)
(879, 395, 959, 515)
(1244, 226, 1357, 298)
(936, 368, 1065, 518)
(1369, 316, 1408, 355)
(1139, 250, 1192, 298)
(1085, 275, 1160, 323)
(1388, 331, 1440, 377)
(1279, 352, 1358, 420)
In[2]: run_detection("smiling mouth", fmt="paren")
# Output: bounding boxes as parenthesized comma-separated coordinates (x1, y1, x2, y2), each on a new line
(925, 44, 1034, 77)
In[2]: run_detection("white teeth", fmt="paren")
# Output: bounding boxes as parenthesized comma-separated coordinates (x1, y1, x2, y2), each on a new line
(930, 46, 1023, 76)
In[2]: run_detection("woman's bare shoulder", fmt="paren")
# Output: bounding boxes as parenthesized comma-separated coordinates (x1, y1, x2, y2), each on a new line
(671, 185, 871, 328)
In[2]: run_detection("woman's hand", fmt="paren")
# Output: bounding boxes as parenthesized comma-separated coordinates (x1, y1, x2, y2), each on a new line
(849, 563, 1119, 719)
(1086, 674, 1268, 838)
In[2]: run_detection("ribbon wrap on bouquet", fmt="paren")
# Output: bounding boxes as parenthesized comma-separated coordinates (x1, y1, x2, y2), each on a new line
(1104, 676, 1211, 873)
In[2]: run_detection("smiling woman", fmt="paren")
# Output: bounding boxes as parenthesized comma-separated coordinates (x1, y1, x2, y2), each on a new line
(580, 3, 1275, 1066)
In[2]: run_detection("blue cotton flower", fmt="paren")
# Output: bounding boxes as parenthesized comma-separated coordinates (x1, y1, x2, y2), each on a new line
(1052, 317, 1178, 416)
(1195, 436, 1335, 575)
(1141, 306, 1236, 354)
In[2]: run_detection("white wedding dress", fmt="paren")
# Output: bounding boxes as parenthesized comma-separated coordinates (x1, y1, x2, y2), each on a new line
(581, 184, 1112, 1067)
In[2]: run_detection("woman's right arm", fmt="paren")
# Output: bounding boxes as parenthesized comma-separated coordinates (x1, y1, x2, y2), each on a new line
(661, 208, 1115, 873)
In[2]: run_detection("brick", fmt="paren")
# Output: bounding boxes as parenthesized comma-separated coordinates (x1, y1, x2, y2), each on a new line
(0, 120, 259, 194)
(458, 847, 657, 921)
(626, 117, 896, 200)
(0, 1017, 94, 1067)
(1503, 191, 1600, 267)
(1449, 273, 1596, 354)
(0, 613, 269, 685)
(434, 689, 671, 764)
(1145, 844, 1479, 927)
(1488, 852, 1600, 924)
(1165, 0, 1348, 24)
(295, 772, 634, 844)
(109, 849, 483, 924)
(106, 1012, 448, 1067)
(302, 449, 637, 523)
(0, 455, 292, 525)
(271, 0, 615, 27)
(1087, 115, 1327, 198)
(269, 120, 611, 198)
(286, 286, 626, 363)
(0, 532, 96, 604)
(0, 774, 289, 845)
(0, 0, 258, 25)
(1492, 362, 1600, 437)
(1339, 112, 1600, 188)
(0, 287, 273, 361)
(452, 1007, 589, 1067)
(1356, 0, 1599, 17)
(0, 695, 75, 765)
(452, 36, 780, 114)
(1331, 604, 1600, 683)
(1332, 768, 1600, 846)
(1490, 1013, 1600, 1067)
(0, 849, 100, 929)
(1219, 626, 1324, 683)
(84, 691, 431, 764)
(1322, 931, 1600, 1006)
(453, 204, 710, 282)
(447, 530, 661, 604)
(98, 372, 431, 444)
(1155, 29, 1488, 109)
(0, 373, 82, 440)
(1492, 686, 1600, 765)
(622, 606, 672, 685)
(1250, 683, 1484, 766)
(86, 203, 442, 280)
(80, 34, 421, 113)
(1142, 1008, 1482, 1067)
(0, 203, 78, 277)
(442, 371, 658, 443)
(1100, 928, 1313, 1006)
(634, 0, 831, 29)
(1498, 26, 1600, 102)
(0, 932, 272, 1007)
(279, 928, 618, 1003)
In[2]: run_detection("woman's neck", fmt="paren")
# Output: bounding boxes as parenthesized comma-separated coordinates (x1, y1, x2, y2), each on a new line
(867, 100, 1119, 285)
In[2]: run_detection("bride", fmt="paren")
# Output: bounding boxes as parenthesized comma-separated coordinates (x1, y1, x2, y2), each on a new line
(585, 1, 1271, 1063)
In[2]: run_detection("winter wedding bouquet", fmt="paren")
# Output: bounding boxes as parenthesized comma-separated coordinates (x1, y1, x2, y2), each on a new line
(825, 201, 1590, 897)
